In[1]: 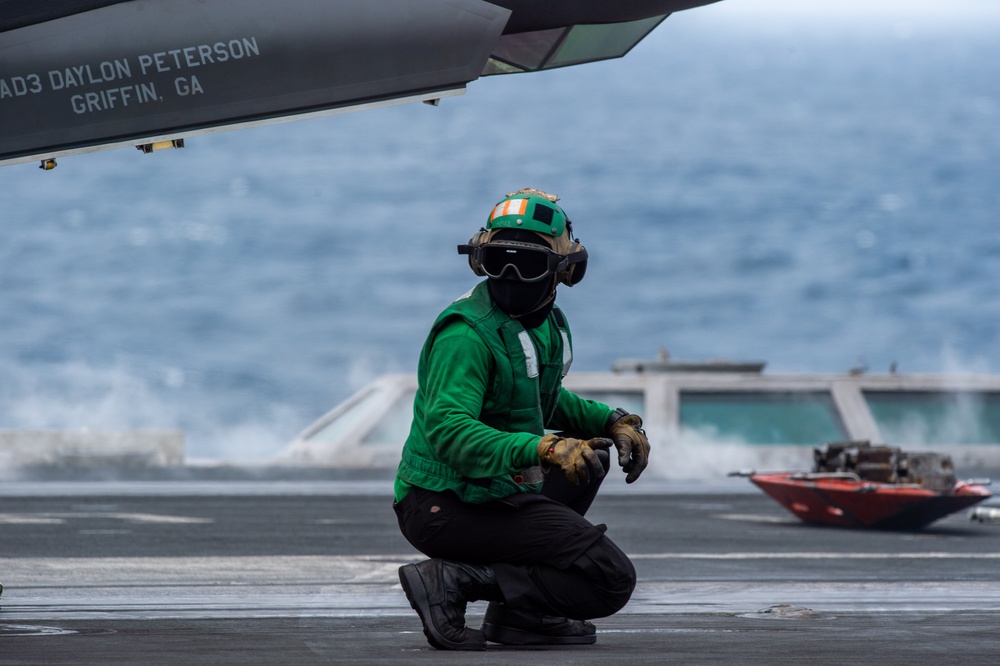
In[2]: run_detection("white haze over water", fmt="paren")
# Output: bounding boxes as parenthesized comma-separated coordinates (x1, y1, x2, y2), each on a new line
(0, 2, 998, 460)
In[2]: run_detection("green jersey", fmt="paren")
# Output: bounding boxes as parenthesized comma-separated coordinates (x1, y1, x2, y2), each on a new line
(394, 281, 613, 503)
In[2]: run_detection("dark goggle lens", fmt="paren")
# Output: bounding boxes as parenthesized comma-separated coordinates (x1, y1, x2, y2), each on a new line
(480, 245, 552, 280)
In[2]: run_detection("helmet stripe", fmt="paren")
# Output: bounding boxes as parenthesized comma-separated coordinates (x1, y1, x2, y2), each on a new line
(494, 198, 527, 219)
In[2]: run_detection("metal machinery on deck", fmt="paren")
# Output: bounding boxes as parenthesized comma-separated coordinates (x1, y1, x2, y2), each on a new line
(737, 441, 992, 530)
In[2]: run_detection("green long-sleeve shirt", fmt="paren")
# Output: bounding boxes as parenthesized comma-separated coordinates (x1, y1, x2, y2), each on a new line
(394, 314, 614, 502)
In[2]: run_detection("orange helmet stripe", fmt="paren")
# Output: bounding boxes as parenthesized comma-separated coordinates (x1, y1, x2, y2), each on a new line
(491, 198, 528, 221)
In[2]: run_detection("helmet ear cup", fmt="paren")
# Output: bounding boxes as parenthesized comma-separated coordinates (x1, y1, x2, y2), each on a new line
(461, 228, 490, 276)
(559, 241, 588, 286)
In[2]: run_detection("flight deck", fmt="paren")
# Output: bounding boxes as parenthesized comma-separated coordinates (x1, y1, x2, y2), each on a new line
(2, 471, 999, 664)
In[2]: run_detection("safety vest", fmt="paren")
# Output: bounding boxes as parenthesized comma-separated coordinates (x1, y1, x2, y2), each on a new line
(397, 281, 573, 503)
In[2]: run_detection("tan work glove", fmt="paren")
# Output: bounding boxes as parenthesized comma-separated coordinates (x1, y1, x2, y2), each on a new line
(607, 409, 650, 484)
(536, 434, 613, 486)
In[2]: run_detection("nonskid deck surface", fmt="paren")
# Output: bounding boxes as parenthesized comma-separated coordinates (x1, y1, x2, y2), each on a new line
(2, 477, 999, 664)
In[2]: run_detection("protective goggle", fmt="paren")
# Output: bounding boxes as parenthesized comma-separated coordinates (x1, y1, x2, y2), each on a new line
(472, 241, 570, 282)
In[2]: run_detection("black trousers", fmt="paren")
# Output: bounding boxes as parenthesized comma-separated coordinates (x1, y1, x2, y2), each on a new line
(393, 452, 636, 620)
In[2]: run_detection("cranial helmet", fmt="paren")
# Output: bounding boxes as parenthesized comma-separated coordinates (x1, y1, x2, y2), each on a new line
(458, 188, 588, 286)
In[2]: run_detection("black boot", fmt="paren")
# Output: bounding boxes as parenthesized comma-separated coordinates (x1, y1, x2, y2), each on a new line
(398, 559, 501, 651)
(481, 601, 597, 645)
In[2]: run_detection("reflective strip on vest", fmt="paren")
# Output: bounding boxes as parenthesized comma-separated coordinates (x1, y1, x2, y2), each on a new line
(518, 330, 539, 378)
(561, 330, 573, 377)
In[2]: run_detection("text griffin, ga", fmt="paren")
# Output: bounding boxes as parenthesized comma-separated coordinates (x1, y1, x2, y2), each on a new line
(0, 37, 260, 115)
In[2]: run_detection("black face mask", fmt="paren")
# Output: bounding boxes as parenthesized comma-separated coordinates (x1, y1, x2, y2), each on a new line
(488, 276, 556, 329)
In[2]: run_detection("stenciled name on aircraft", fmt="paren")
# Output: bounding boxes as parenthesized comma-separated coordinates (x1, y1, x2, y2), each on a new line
(0, 36, 261, 115)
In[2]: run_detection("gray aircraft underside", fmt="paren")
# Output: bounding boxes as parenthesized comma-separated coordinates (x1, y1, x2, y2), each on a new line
(0, 0, 719, 167)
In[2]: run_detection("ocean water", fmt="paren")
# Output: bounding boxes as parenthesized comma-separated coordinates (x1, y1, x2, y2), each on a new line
(1, 3, 998, 459)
